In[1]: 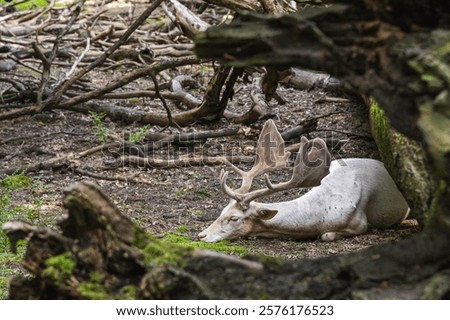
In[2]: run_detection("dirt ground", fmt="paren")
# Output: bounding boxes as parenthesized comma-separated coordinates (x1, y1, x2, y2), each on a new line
(0, 80, 420, 260)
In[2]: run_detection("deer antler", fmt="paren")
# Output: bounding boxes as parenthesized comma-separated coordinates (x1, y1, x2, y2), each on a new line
(221, 125, 332, 209)
(220, 119, 291, 203)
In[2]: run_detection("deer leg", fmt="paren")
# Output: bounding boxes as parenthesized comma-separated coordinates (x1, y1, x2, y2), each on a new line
(320, 231, 355, 241)
(321, 212, 368, 241)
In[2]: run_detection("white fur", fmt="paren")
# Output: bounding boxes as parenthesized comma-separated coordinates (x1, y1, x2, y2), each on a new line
(198, 159, 409, 242)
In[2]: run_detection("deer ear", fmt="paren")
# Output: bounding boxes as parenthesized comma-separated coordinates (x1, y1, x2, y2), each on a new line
(257, 209, 278, 220)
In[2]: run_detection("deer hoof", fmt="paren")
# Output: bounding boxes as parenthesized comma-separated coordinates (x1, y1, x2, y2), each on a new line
(321, 232, 340, 241)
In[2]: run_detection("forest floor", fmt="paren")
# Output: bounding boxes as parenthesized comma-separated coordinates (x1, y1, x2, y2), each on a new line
(0, 78, 420, 260)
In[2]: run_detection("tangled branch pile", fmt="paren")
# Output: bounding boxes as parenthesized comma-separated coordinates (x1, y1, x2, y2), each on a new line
(0, 0, 313, 125)
(1, 0, 338, 176)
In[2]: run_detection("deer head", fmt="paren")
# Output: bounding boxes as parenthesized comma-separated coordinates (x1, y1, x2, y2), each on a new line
(198, 120, 332, 242)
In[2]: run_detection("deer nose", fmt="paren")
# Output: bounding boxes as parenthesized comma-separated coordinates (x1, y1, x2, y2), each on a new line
(197, 231, 206, 240)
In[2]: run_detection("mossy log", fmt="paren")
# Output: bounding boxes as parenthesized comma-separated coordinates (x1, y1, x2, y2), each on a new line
(369, 101, 437, 225)
(3, 181, 450, 299)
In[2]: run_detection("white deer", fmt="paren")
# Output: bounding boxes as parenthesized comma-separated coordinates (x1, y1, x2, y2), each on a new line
(198, 120, 409, 242)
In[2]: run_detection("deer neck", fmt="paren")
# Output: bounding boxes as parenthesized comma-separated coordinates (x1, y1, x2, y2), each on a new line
(251, 194, 320, 238)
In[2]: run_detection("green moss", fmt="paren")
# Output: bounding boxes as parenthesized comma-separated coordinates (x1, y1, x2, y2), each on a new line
(143, 235, 190, 267)
(163, 233, 248, 255)
(78, 281, 109, 300)
(256, 254, 284, 267)
(421, 273, 450, 299)
(118, 285, 139, 300)
(427, 180, 448, 227)
(195, 188, 214, 198)
(369, 100, 393, 168)
(129, 125, 150, 144)
(132, 228, 150, 249)
(77, 271, 110, 299)
(43, 252, 76, 285)
(370, 99, 437, 225)
(88, 271, 103, 283)
(141, 231, 248, 268)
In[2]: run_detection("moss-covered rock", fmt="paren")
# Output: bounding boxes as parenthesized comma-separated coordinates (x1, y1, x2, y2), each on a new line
(370, 100, 437, 225)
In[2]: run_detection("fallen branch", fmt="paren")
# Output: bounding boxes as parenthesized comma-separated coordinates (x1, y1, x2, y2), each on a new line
(36, 0, 166, 112)
(202, 0, 262, 12)
(168, 0, 210, 40)
(0, 142, 120, 176)
(114, 155, 254, 169)
(226, 74, 272, 124)
(72, 168, 154, 185)
(35, 0, 85, 104)
(280, 68, 344, 92)
(147, 126, 242, 150)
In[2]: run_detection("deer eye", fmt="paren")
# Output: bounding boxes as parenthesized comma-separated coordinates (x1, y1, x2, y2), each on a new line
(229, 216, 240, 222)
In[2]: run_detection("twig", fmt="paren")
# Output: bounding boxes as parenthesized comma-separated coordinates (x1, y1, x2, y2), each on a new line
(35, 0, 86, 105)
(315, 95, 352, 104)
(170, 75, 202, 108)
(18, 0, 57, 24)
(0, 57, 202, 121)
(168, 0, 210, 40)
(36, 0, 166, 112)
(150, 72, 179, 130)
(112, 155, 255, 170)
(226, 73, 270, 124)
(315, 128, 372, 139)
(73, 168, 154, 185)
(148, 126, 242, 150)
(61, 37, 91, 85)
(0, 142, 120, 175)
(58, 56, 201, 109)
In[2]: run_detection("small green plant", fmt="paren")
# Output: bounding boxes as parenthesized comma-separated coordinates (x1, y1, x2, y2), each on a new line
(176, 225, 189, 234)
(0, 173, 48, 299)
(195, 188, 214, 198)
(129, 125, 150, 144)
(193, 209, 205, 216)
(88, 111, 109, 144)
(0, 172, 33, 250)
(0, 172, 32, 190)
(175, 189, 185, 197)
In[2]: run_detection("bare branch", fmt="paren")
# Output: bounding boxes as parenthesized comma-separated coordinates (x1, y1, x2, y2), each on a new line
(36, 0, 166, 112)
